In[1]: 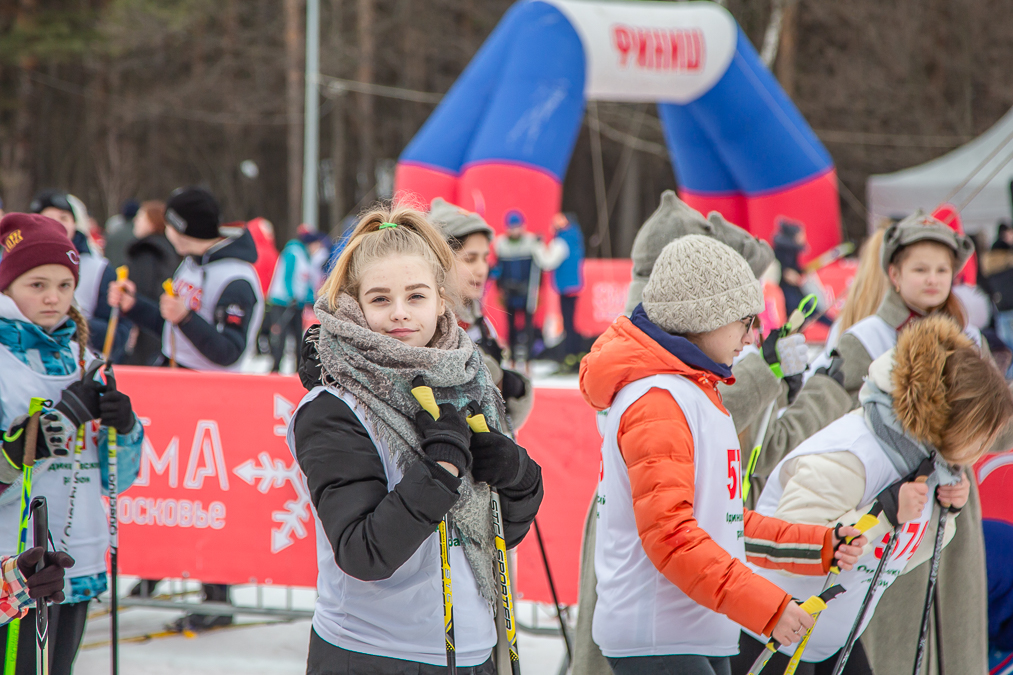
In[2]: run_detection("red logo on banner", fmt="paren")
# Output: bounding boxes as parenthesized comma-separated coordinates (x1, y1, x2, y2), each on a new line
(612, 25, 705, 72)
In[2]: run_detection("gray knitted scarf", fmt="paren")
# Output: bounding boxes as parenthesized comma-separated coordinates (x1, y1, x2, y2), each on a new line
(859, 379, 962, 487)
(313, 293, 506, 605)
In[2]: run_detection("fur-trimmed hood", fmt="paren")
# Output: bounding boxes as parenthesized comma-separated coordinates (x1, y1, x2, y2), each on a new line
(885, 315, 973, 448)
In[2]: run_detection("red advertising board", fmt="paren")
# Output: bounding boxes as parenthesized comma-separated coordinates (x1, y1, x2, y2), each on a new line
(114, 368, 598, 604)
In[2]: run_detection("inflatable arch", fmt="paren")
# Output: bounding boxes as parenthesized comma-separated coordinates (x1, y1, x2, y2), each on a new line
(395, 0, 841, 259)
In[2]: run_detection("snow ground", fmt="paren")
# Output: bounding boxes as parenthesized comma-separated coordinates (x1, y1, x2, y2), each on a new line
(74, 578, 571, 674)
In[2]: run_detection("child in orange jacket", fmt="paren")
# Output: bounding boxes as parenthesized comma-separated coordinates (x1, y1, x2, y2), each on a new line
(580, 235, 867, 675)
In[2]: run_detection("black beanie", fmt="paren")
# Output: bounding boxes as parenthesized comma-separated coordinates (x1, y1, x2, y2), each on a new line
(165, 187, 221, 240)
(29, 189, 74, 216)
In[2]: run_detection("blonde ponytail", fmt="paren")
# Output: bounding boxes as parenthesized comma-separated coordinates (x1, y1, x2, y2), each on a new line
(320, 202, 459, 309)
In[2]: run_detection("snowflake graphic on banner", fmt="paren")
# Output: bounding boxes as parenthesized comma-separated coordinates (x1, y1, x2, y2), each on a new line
(233, 394, 312, 553)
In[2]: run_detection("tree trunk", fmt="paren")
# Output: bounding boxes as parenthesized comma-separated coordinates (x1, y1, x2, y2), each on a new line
(776, 0, 798, 98)
(285, 0, 306, 240)
(356, 0, 375, 200)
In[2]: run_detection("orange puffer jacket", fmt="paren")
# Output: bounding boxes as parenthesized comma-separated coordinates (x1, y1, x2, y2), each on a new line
(580, 314, 835, 636)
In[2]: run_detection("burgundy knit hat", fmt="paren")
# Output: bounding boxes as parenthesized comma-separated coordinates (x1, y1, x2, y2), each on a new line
(0, 213, 80, 292)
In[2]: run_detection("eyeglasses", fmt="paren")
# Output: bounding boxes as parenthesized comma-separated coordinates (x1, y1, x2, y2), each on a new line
(739, 315, 758, 331)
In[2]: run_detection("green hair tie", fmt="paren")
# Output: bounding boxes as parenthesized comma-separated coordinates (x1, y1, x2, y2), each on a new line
(379, 222, 398, 230)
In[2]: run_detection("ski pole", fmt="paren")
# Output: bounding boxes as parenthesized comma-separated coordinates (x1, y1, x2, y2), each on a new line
(744, 584, 846, 675)
(782, 508, 883, 674)
(104, 364, 121, 675)
(533, 519, 571, 666)
(162, 279, 178, 369)
(912, 492, 955, 675)
(743, 296, 816, 503)
(102, 266, 129, 361)
(4, 397, 46, 675)
(410, 377, 456, 675)
(31, 496, 49, 675)
(830, 470, 930, 675)
(463, 403, 522, 674)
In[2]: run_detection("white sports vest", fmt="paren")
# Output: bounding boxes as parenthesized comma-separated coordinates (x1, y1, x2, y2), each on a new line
(162, 252, 265, 371)
(287, 387, 496, 667)
(75, 254, 108, 321)
(746, 414, 935, 661)
(593, 374, 746, 658)
(0, 344, 110, 581)
(847, 314, 981, 362)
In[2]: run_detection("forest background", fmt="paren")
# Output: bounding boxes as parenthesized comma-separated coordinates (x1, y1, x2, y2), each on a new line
(1, 0, 1010, 251)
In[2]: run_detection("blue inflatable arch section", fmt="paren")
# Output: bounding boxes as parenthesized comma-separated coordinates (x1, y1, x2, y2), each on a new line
(396, 0, 840, 258)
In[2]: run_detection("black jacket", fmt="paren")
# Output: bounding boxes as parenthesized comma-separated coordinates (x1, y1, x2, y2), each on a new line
(125, 234, 180, 365)
(294, 344, 542, 581)
(126, 229, 260, 367)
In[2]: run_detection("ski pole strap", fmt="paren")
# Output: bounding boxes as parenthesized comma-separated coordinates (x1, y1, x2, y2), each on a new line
(780, 294, 819, 338)
(411, 376, 440, 420)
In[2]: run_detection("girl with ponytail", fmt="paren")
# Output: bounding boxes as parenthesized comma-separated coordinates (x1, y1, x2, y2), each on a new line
(292, 203, 543, 673)
(0, 212, 143, 675)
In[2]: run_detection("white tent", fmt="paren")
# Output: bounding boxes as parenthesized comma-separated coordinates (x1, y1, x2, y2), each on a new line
(867, 108, 1013, 239)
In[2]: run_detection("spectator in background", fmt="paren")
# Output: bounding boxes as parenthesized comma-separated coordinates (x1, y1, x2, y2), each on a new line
(247, 217, 278, 355)
(0, 195, 4, 219)
(124, 201, 180, 365)
(551, 211, 585, 372)
(773, 218, 806, 315)
(983, 220, 1013, 374)
(492, 210, 567, 367)
(266, 226, 329, 373)
(103, 199, 140, 269)
(29, 189, 130, 360)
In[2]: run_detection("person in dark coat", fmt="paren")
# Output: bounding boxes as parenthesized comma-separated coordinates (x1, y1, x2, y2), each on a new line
(124, 201, 180, 365)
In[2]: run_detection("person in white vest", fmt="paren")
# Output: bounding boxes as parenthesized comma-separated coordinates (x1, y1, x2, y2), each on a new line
(731, 315, 1013, 675)
(289, 206, 543, 674)
(108, 187, 265, 372)
(579, 235, 868, 675)
(831, 212, 995, 675)
(28, 190, 131, 360)
(107, 187, 264, 630)
(0, 212, 143, 675)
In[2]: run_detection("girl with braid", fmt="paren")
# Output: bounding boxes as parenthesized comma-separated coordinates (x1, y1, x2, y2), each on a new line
(0, 213, 143, 675)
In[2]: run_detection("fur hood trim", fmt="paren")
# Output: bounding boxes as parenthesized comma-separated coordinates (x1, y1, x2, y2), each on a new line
(891, 315, 972, 447)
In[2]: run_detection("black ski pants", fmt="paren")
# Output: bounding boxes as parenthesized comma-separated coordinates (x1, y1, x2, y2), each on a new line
(729, 632, 874, 675)
(307, 628, 497, 674)
(0, 600, 90, 675)
(607, 654, 731, 675)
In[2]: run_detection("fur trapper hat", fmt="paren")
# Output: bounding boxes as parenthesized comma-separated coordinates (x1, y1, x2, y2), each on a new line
(642, 234, 764, 335)
(625, 191, 773, 313)
(891, 315, 973, 448)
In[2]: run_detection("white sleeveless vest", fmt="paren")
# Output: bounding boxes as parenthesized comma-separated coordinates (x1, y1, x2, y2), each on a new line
(847, 314, 981, 362)
(593, 374, 746, 658)
(746, 414, 935, 661)
(0, 343, 110, 582)
(75, 254, 108, 321)
(162, 252, 265, 371)
(287, 387, 496, 667)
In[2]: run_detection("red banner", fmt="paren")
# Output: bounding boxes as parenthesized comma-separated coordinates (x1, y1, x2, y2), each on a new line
(115, 368, 598, 603)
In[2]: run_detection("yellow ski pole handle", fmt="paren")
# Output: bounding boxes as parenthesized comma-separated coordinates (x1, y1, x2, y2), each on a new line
(828, 511, 880, 575)
(410, 377, 456, 673)
(162, 279, 179, 369)
(745, 585, 844, 675)
(103, 266, 130, 360)
(466, 407, 521, 672)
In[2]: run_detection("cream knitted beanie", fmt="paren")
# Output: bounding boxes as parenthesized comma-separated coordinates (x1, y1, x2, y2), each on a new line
(642, 234, 764, 334)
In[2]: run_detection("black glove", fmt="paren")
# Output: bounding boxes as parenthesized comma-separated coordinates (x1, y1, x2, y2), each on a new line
(761, 330, 781, 366)
(876, 457, 935, 527)
(414, 403, 473, 475)
(2, 411, 74, 476)
(470, 425, 529, 489)
(55, 361, 105, 428)
(299, 324, 323, 391)
(500, 369, 527, 401)
(100, 390, 135, 434)
(785, 373, 804, 404)
(815, 350, 846, 388)
(16, 547, 75, 603)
